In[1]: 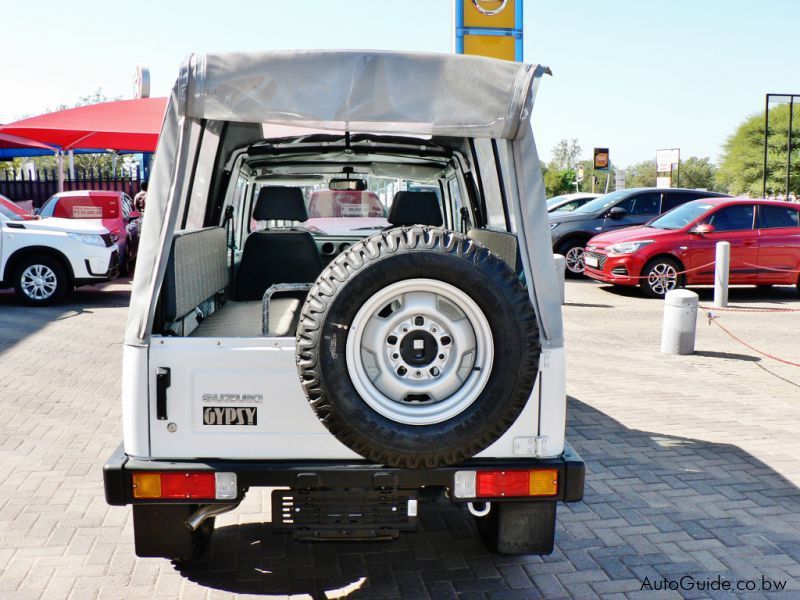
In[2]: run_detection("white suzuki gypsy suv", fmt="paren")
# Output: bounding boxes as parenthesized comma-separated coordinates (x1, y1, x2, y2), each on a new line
(104, 50, 584, 559)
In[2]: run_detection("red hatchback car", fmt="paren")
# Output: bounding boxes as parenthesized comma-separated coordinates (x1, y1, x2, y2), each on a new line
(584, 198, 800, 297)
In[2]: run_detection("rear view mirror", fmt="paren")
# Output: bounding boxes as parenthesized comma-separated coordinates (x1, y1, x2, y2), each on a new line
(607, 206, 627, 219)
(329, 178, 367, 191)
(690, 223, 715, 236)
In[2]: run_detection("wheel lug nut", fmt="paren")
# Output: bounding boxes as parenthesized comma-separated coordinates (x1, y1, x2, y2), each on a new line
(397, 366, 407, 376)
(438, 354, 445, 360)
(402, 327, 408, 333)
(392, 353, 399, 359)
(431, 327, 437, 333)
(415, 370, 421, 377)
(387, 335, 398, 345)
(414, 316, 424, 326)
(430, 367, 440, 377)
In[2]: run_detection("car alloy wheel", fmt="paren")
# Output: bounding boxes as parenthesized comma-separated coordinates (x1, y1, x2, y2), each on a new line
(345, 279, 494, 426)
(20, 264, 58, 301)
(646, 262, 679, 296)
(564, 246, 585, 274)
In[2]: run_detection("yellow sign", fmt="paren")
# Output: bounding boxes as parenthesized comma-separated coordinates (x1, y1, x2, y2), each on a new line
(463, 0, 515, 29)
(463, 35, 516, 61)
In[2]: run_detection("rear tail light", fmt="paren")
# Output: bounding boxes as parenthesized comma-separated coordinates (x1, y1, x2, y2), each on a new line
(453, 469, 558, 499)
(132, 472, 237, 500)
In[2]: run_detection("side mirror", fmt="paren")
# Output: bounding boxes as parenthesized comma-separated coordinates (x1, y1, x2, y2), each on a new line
(607, 206, 627, 219)
(690, 223, 715, 236)
(128, 211, 141, 221)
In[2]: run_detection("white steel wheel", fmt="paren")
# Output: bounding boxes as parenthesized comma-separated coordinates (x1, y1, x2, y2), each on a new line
(345, 278, 494, 426)
(20, 264, 59, 301)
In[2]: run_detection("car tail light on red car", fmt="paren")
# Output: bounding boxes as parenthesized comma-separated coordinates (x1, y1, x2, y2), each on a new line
(453, 469, 558, 499)
(131, 472, 237, 500)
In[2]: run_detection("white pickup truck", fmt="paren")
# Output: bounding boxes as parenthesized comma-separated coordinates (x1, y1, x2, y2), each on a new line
(0, 194, 120, 304)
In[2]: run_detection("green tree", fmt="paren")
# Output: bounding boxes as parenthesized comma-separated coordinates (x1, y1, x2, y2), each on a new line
(550, 138, 581, 170)
(677, 156, 718, 190)
(624, 159, 657, 188)
(717, 103, 800, 197)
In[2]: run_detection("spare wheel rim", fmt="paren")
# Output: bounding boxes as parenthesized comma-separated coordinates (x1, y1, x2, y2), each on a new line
(345, 278, 494, 426)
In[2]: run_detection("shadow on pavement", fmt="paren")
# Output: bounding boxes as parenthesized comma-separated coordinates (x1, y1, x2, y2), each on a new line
(692, 350, 761, 362)
(172, 396, 800, 598)
(0, 280, 130, 357)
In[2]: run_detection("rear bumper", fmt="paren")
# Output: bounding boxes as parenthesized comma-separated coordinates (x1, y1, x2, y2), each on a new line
(104, 442, 585, 506)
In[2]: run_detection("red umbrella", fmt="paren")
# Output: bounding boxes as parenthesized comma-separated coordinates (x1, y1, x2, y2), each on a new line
(0, 98, 167, 152)
(0, 132, 58, 151)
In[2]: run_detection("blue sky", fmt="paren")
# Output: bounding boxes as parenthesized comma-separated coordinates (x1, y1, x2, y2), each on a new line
(3, 0, 799, 166)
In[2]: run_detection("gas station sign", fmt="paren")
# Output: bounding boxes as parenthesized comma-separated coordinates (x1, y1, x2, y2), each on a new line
(455, 0, 522, 62)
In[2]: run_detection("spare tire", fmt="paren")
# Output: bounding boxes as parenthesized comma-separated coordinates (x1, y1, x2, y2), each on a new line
(296, 226, 540, 468)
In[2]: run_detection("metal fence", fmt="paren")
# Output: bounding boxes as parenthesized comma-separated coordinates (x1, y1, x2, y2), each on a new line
(0, 167, 147, 208)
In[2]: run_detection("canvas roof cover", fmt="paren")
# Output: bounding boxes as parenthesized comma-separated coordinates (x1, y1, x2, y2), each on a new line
(127, 50, 562, 348)
(184, 50, 546, 139)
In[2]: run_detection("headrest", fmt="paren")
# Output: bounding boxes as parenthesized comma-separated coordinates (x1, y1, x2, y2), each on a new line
(253, 186, 308, 222)
(388, 191, 443, 227)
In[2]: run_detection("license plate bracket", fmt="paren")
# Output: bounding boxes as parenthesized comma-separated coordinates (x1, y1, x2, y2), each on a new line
(271, 488, 418, 535)
(585, 254, 599, 268)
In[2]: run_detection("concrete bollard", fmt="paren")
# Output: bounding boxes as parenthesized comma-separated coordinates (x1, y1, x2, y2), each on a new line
(714, 241, 730, 308)
(553, 254, 566, 305)
(661, 289, 699, 355)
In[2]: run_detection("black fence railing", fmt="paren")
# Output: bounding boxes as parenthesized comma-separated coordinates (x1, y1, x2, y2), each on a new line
(0, 166, 148, 208)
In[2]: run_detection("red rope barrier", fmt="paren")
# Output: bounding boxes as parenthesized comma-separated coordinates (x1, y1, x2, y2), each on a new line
(707, 315, 800, 368)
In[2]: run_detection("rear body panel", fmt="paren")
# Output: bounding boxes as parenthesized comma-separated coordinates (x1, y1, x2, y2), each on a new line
(143, 337, 564, 461)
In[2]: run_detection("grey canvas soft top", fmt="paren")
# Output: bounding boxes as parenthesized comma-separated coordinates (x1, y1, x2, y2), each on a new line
(126, 50, 562, 349)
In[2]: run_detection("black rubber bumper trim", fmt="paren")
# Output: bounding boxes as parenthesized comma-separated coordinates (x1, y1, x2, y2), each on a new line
(103, 441, 585, 507)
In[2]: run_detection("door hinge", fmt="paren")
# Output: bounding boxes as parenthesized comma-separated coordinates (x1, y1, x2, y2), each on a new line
(513, 436, 548, 457)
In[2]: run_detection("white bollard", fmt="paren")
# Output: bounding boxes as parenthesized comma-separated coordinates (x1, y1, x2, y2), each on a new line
(553, 254, 566, 305)
(714, 241, 730, 308)
(661, 289, 699, 355)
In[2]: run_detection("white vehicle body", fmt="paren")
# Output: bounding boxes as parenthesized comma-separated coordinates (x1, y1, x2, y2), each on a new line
(547, 192, 600, 212)
(106, 50, 583, 560)
(0, 214, 120, 289)
(119, 51, 566, 463)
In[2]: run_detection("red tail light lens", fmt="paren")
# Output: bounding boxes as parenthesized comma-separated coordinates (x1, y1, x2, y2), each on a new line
(476, 470, 531, 497)
(160, 473, 216, 499)
(132, 472, 234, 500)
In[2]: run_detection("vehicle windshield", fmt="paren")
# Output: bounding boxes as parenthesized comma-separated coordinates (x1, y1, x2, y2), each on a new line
(0, 197, 29, 221)
(649, 201, 715, 230)
(572, 189, 634, 214)
(39, 194, 119, 219)
(250, 177, 439, 236)
(546, 194, 569, 208)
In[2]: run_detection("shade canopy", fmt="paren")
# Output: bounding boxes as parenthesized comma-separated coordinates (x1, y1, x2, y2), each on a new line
(0, 98, 167, 152)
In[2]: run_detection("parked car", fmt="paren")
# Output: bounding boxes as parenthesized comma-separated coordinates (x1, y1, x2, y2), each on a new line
(39, 190, 141, 275)
(0, 193, 37, 220)
(584, 198, 800, 297)
(103, 50, 584, 561)
(0, 194, 119, 305)
(304, 186, 388, 236)
(546, 192, 600, 213)
(549, 187, 731, 275)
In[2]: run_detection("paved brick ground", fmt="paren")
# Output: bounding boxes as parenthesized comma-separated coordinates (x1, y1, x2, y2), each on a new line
(1, 279, 799, 599)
